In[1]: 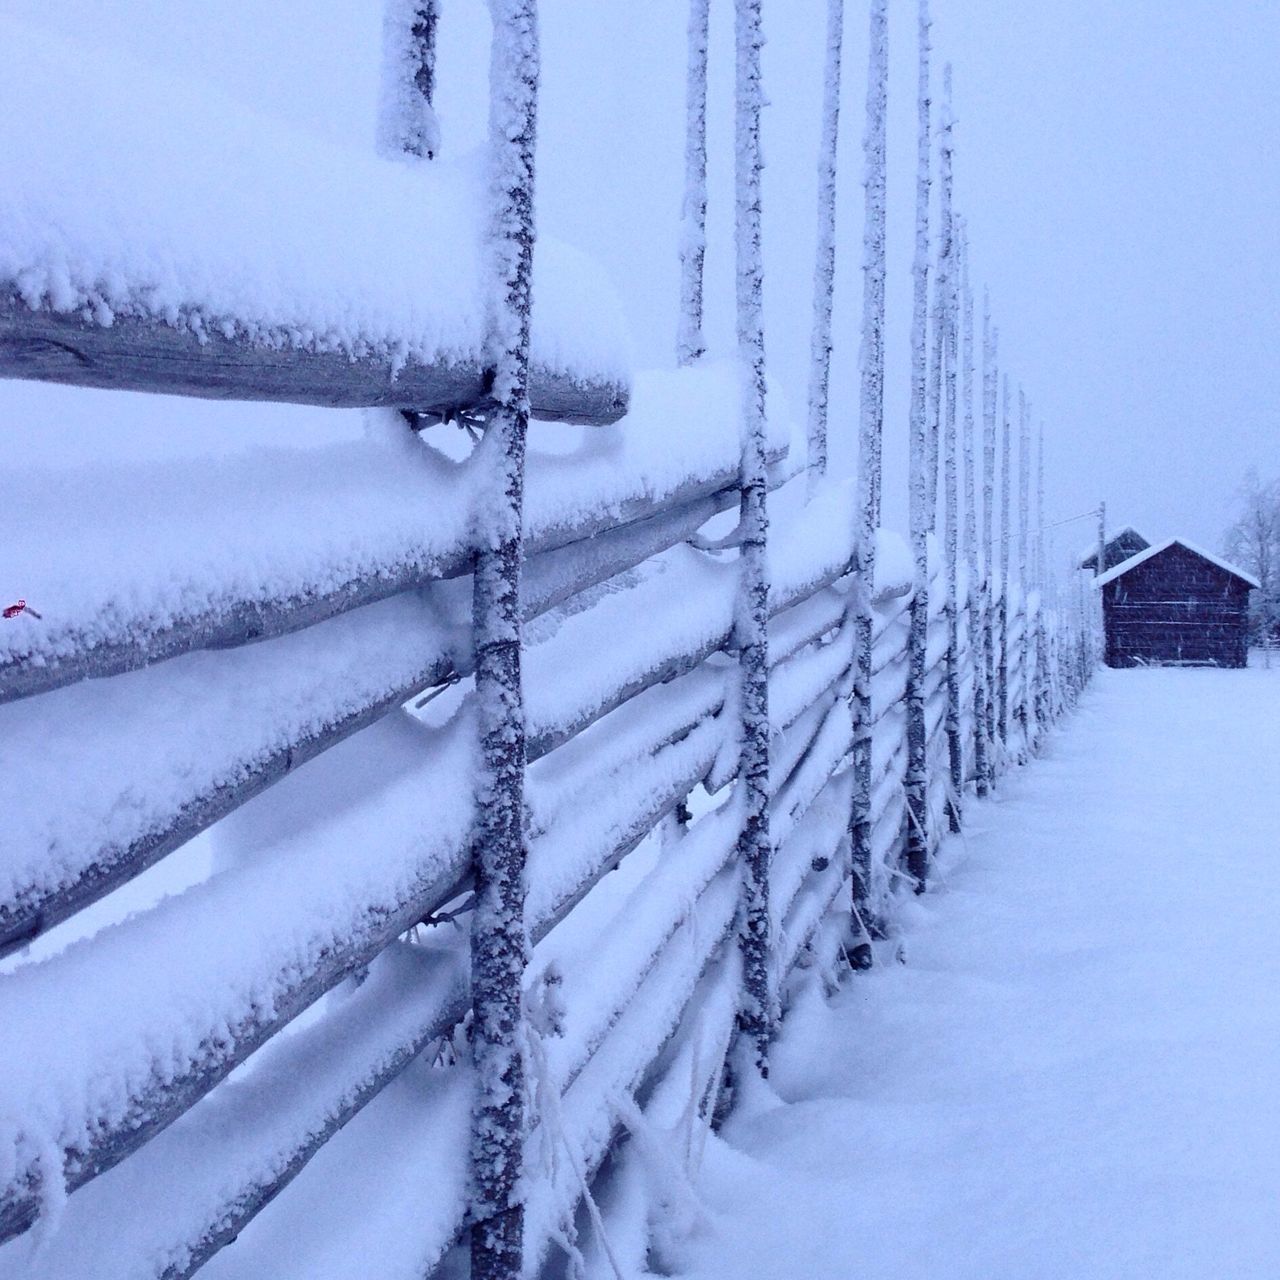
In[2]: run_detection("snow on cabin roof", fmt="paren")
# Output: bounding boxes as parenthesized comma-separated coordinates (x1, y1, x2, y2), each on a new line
(1076, 525, 1148, 567)
(0, 18, 631, 394)
(1093, 537, 1261, 590)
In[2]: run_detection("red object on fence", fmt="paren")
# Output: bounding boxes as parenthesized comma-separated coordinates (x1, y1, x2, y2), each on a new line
(3, 599, 41, 620)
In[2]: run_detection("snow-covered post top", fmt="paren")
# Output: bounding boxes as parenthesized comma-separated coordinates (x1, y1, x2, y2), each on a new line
(470, 3, 538, 1277)
(960, 219, 977, 582)
(1036, 419, 1046, 588)
(379, 0, 443, 160)
(907, 0, 932, 550)
(733, 0, 774, 1074)
(1018, 387, 1030, 593)
(926, 61, 955, 533)
(677, 0, 710, 366)
(862, 0, 890, 528)
(982, 303, 998, 586)
(1000, 373, 1012, 596)
(805, 0, 845, 481)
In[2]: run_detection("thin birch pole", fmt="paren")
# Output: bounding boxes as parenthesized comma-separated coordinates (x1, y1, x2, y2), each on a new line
(849, 0, 888, 964)
(470, 2, 538, 1274)
(997, 372, 1011, 749)
(981, 306, 998, 783)
(1034, 418, 1051, 741)
(677, 0, 710, 366)
(1096, 500, 1107, 669)
(904, 0, 933, 892)
(963, 229, 989, 798)
(381, 1, 442, 160)
(733, 0, 774, 1074)
(1017, 387, 1031, 761)
(805, 0, 845, 481)
(941, 73, 961, 833)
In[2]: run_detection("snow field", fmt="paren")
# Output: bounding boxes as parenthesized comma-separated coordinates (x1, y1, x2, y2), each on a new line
(671, 663, 1280, 1280)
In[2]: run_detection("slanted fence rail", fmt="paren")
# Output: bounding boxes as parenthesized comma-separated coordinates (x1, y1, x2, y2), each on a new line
(0, 3, 1095, 1278)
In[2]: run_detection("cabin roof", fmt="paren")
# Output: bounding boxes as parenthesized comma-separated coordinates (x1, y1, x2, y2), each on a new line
(1077, 525, 1148, 568)
(1094, 537, 1261, 591)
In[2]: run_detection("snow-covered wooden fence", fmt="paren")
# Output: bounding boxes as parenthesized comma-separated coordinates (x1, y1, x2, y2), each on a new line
(0, 419, 1085, 1279)
(0, 2, 1095, 1277)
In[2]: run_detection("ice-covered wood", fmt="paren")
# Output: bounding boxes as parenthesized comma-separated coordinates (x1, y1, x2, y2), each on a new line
(467, 3, 539, 1274)
(804, 0, 845, 478)
(904, 0, 933, 892)
(0, 294, 627, 424)
(732, 0, 775, 1075)
(849, 0, 889, 962)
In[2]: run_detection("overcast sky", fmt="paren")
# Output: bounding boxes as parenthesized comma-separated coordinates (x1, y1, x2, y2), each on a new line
(928, 0, 1280, 554)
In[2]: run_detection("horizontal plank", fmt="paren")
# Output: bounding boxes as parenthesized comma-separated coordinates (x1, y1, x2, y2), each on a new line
(0, 294, 628, 423)
(0, 448, 758, 705)
(0, 704, 720, 1256)
(3, 940, 469, 1280)
(0, 491, 732, 957)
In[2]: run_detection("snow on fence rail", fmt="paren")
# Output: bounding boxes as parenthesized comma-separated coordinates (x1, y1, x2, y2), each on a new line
(0, 4, 1095, 1278)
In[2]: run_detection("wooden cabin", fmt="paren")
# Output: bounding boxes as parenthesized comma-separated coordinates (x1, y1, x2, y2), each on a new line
(1095, 538, 1258, 668)
(1079, 526, 1150, 574)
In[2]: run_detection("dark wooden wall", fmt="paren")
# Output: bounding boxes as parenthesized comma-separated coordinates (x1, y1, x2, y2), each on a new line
(1103, 543, 1251, 668)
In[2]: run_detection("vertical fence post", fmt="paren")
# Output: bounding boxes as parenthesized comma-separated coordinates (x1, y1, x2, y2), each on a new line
(1017, 387, 1031, 761)
(381, 0, 442, 161)
(677, 0, 710, 367)
(1096, 500, 1107, 669)
(981, 307, 998, 787)
(1034, 418, 1051, 740)
(733, 0, 774, 1075)
(904, 0, 933, 893)
(962, 229, 989, 798)
(997, 373, 1011, 755)
(849, 0, 889, 964)
(805, 0, 845, 482)
(939, 69, 962, 833)
(469, 3, 538, 1276)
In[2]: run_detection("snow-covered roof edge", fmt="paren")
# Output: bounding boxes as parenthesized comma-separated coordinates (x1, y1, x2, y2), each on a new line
(1076, 525, 1147, 566)
(1093, 537, 1261, 590)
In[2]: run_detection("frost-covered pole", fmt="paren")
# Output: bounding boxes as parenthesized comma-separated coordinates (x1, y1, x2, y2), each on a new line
(962, 228, 989, 798)
(381, 0, 443, 160)
(997, 373, 1011, 747)
(925, 69, 953, 539)
(805, 0, 845, 480)
(981, 307, 998, 781)
(733, 0, 774, 1073)
(904, 0, 933, 891)
(470, 3, 537, 1275)
(1036, 419, 1047, 588)
(1034, 418, 1051, 738)
(1017, 387, 1031, 760)
(677, 0, 710, 365)
(849, 0, 888, 964)
(940, 70, 961, 833)
(1096, 499, 1107, 670)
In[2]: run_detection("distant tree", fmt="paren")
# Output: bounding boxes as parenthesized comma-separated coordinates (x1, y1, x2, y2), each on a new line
(1224, 470, 1280, 646)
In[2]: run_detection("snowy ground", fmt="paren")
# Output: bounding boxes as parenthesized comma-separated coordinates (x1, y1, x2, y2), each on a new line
(672, 663, 1280, 1280)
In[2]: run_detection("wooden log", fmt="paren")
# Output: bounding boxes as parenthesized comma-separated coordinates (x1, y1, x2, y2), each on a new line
(0, 293, 628, 425)
(0, 490, 732, 958)
(0, 846, 471, 1246)
(0, 451, 776, 705)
